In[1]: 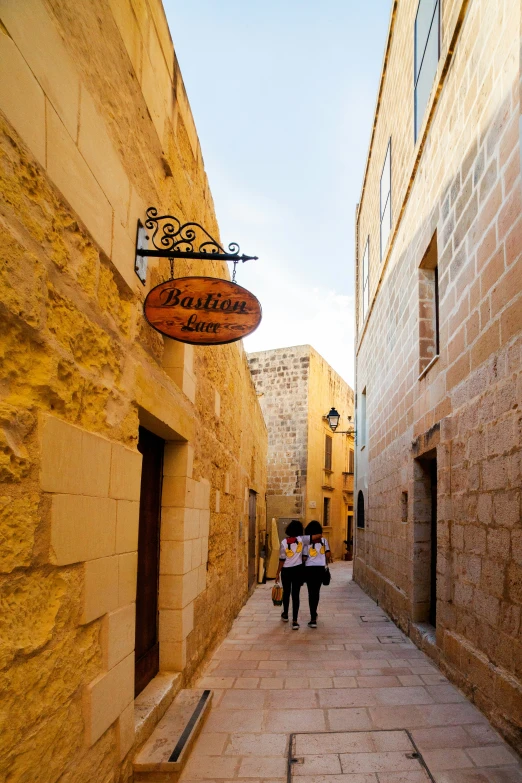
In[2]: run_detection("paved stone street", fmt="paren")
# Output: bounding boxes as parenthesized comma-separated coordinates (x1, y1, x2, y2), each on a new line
(182, 562, 522, 783)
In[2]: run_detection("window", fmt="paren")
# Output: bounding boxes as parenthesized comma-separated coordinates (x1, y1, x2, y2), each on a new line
(380, 139, 392, 261)
(348, 449, 354, 474)
(414, 0, 440, 140)
(401, 491, 408, 523)
(323, 498, 330, 527)
(323, 497, 331, 526)
(359, 388, 367, 449)
(418, 232, 439, 375)
(356, 490, 365, 529)
(324, 434, 333, 471)
(362, 238, 370, 320)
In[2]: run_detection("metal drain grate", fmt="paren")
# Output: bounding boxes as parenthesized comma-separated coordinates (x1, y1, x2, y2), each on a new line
(167, 690, 211, 762)
(377, 635, 405, 644)
(288, 730, 435, 782)
(360, 614, 392, 623)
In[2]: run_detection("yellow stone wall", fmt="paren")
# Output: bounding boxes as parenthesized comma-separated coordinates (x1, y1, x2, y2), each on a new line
(0, 0, 267, 780)
(248, 346, 354, 560)
(306, 349, 355, 560)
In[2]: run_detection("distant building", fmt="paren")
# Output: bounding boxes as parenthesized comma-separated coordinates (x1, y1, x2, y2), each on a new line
(248, 346, 355, 560)
(354, 0, 521, 751)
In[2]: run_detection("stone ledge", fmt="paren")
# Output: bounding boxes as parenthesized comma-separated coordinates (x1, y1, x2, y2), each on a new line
(410, 621, 440, 665)
(134, 672, 182, 749)
(133, 689, 212, 781)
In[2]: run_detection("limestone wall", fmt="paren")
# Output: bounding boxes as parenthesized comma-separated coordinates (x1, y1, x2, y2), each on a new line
(306, 348, 355, 559)
(354, 0, 521, 751)
(0, 0, 267, 780)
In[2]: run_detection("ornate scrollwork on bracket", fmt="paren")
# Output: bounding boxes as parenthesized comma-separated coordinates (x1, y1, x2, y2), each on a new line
(134, 207, 258, 285)
(144, 207, 244, 258)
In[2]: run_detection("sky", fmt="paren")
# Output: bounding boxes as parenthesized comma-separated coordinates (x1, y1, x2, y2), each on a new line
(164, 0, 391, 387)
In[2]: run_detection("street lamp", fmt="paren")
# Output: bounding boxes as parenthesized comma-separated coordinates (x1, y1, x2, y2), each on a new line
(324, 407, 355, 436)
(326, 407, 341, 431)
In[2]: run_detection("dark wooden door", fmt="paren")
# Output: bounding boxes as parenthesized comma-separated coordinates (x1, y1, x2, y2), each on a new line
(135, 427, 164, 696)
(347, 515, 353, 560)
(248, 490, 257, 589)
(429, 458, 438, 628)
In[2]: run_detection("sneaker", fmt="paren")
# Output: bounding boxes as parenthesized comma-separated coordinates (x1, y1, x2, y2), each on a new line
(308, 620, 317, 628)
(292, 621, 299, 630)
(281, 612, 289, 622)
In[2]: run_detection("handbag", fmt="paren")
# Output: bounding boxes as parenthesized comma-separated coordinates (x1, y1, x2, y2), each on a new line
(322, 565, 331, 586)
(271, 581, 283, 606)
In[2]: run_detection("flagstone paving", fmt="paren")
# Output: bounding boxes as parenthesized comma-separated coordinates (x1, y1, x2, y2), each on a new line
(181, 562, 522, 783)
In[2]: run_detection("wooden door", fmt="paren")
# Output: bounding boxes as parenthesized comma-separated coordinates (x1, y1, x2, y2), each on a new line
(248, 490, 257, 589)
(135, 427, 164, 697)
(429, 458, 437, 627)
(346, 515, 353, 560)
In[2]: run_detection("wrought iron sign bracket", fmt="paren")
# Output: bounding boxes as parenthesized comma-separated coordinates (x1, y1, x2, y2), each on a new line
(135, 207, 258, 285)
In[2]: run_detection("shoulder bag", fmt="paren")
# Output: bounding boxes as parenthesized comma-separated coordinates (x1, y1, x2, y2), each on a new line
(322, 539, 331, 585)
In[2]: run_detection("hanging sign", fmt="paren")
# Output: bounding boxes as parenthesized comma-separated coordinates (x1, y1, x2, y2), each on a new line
(144, 276, 262, 346)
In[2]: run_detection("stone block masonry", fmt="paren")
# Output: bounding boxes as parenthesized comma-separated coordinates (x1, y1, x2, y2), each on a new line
(249, 346, 310, 520)
(0, 0, 267, 781)
(354, 0, 521, 754)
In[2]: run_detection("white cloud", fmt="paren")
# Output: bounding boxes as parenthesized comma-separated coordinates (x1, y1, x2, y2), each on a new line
(242, 256, 355, 387)
(202, 166, 355, 386)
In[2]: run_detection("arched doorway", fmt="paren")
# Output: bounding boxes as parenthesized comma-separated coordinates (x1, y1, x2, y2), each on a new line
(357, 490, 365, 529)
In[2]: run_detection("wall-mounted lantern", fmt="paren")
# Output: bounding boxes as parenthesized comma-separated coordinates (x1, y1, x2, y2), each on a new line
(324, 407, 355, 436)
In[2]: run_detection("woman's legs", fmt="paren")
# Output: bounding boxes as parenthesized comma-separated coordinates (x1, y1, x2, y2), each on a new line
(307, 568, 322, 621)
(281, 566, 304, 623)
(290, 566, 303, 622)
(281, 568, 292, 617)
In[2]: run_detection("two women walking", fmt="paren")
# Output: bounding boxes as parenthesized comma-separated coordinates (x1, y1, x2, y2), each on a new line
(274, 519, 331, 629)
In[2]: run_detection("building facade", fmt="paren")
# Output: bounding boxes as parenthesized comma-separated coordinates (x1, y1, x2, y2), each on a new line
(248, 346, 354, 560)
(355, 0, 521, 751)
(0, 1, 267, 781)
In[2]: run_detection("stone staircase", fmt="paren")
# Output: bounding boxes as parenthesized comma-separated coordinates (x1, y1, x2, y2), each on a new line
(133, 689, 212, 782)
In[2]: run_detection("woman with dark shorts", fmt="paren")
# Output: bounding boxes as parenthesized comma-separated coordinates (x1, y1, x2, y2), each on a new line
(303, 520, 332, 628)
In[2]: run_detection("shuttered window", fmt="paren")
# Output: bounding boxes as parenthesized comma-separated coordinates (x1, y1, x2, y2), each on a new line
(323, 497, 331, 526)
(325, 434, 333, 471)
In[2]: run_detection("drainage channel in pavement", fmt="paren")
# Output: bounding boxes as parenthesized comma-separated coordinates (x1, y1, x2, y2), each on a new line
(288, 730, 435, 782)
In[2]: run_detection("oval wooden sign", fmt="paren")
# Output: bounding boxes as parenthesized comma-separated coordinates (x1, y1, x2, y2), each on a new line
(144, 276, 262, 346)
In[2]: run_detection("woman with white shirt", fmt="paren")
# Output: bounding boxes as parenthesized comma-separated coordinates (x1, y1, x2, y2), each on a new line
(303, 520, 331, 628)
(274, 520, 323, 630)
(274, 520, 305, 630)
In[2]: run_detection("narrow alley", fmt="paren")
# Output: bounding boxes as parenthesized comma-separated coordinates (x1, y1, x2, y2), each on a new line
(183, 563, 522, 783)
(0, 0, 521, 780)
